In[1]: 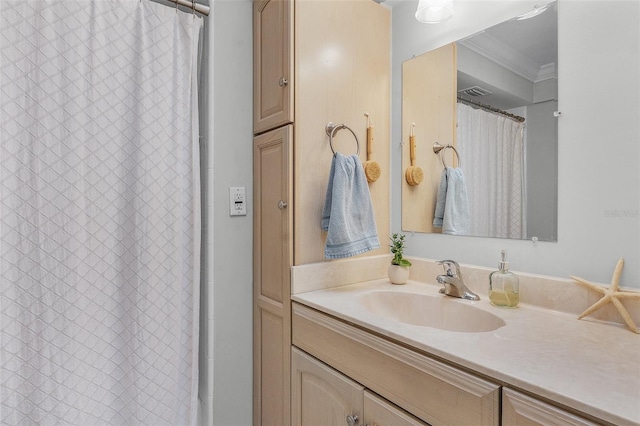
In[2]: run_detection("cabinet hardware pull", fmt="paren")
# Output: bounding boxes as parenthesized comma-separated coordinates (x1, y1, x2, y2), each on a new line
(279, 77, 289, 87)
(278, 200, 288, 210)
(346, 414, 359, 426)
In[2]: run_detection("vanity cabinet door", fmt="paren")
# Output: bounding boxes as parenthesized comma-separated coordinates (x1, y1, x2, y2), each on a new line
(292, 347, 364, 426)
(502, 388, 599, 426)
(253, 0, 293, 134)
(364, 391, 428, 426)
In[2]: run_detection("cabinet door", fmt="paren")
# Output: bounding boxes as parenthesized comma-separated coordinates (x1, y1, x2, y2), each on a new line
(502, 388, 599, 426)
(364, 391, 428, 426)
(254, 125, 293, 426)
(253, 0, 293, 134)
(292, 347, 364, 426)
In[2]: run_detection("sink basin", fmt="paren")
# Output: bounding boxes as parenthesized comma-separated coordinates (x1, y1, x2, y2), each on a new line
(358, 290, 505, 332)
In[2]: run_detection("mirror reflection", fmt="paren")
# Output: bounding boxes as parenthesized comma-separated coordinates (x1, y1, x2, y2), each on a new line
(401, 2, 558, 241)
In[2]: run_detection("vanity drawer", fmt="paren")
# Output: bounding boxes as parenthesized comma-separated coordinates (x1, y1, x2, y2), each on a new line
(502, 388, 600, 426)
(292, 303, 500, 426)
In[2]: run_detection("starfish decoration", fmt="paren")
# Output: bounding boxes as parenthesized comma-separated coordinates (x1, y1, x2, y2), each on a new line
(570, 258, 640, 334)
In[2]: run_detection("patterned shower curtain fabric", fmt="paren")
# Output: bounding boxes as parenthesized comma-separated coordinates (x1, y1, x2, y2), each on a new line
(0, 1, 202, 424)
(456, 102, 526, 239)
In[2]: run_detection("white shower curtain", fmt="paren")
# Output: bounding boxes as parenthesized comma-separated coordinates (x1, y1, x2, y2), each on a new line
(1, 1, 202, 425)
(457, 102, 526, 239)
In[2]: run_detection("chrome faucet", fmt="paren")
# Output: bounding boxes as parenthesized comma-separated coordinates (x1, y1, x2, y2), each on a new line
(436, 260, 480, 301)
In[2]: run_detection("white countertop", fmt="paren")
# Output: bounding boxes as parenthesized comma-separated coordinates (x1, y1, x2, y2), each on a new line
(292, 279, 640, 426)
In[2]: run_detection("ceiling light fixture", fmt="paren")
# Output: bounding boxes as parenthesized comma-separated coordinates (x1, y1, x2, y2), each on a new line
(415, 0, 454, 24)
(516, 3, 552, 20)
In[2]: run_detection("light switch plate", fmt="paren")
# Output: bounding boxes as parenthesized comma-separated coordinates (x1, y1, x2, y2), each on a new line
(229, 186, 247, 216)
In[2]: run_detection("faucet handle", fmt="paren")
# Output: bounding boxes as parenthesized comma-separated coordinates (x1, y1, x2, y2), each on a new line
(437, 259, 461, 277)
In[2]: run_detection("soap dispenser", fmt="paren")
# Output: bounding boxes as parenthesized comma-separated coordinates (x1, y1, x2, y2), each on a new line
(489, 250, 519, 308)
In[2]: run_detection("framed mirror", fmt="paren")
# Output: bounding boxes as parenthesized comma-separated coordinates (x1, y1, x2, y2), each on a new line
(401, 1, 558, 241)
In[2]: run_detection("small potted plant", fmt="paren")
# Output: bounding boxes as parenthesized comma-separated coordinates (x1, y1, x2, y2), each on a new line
(388, 233, 412, 285)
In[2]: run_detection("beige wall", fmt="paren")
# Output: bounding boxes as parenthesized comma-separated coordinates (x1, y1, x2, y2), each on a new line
(401, 43, 457, 234)
(294, 0, 391, 265)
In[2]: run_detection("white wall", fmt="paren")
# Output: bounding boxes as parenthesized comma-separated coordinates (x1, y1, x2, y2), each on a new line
(209, 1, 254, 425)
(391, 0, 640, 288)
(526, 99, 558, 241)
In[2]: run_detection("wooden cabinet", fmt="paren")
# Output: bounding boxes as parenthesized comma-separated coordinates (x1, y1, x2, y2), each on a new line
(292, 348, 428, 426)
(253, 0, 293, 134)
(253, 0, 390, 265)
(291, 347, 363, 426)
(292, 302, 610, 426)
(502, 388, 599, 426)
(253, 125, 293, 426)
(253, 1, 390, 423)
(364, 391, 428, 426)
(292, 302, 500, 426)
(253, 1, 294, 423)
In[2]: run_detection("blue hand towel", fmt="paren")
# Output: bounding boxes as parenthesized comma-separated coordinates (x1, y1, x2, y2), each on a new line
(322, 153, 380, 259)
(433, 168, 448, 228)
(442, 167, 470, 235)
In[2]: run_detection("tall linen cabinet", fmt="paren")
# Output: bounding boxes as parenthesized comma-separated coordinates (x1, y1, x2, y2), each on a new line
(253, 0, 390, 424)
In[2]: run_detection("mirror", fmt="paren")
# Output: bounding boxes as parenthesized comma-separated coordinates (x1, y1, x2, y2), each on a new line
(401, 2, 558, 241)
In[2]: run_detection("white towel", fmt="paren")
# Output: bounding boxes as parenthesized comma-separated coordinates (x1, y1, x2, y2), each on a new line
(443, 168, 470, 235)
(322, 153, 380, 258)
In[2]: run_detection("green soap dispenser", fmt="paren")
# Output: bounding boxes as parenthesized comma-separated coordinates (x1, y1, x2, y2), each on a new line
(489, 250, 520, 308)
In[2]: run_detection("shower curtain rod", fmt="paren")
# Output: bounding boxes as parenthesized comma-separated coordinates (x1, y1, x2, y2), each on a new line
(166, 0, 210, 16)
(457, 96, 525, 123)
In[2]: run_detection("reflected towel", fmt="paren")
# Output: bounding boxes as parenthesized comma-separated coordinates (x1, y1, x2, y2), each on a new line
(433, 168, 448, 228)
(321, 153, 380, 258)
(442, 167, 470, 235)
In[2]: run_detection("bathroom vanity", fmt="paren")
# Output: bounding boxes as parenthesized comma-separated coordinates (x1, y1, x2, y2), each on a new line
(290, 256, 640, 426)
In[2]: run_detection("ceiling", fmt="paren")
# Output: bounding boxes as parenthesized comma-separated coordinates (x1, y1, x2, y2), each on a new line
(387, 0, 558, 110)
(457, 3, 557, 109)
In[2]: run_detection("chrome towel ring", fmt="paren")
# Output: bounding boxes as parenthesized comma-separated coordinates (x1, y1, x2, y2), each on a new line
(433, 142, 461, 169)
(326, 122, 360, 156)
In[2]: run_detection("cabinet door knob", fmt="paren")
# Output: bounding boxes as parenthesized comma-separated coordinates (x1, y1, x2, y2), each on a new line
(279, 77, 289, 87)
(278, 200, 288, 210)
(346, 414, 359, 426)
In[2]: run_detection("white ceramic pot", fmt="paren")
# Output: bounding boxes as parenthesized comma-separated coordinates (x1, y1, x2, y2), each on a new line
(388, 264, 410, 285)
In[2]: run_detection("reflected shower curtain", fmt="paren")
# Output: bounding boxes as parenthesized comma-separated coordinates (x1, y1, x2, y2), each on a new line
(457, 102, 526, 239)
(1, 1, 202, 424)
